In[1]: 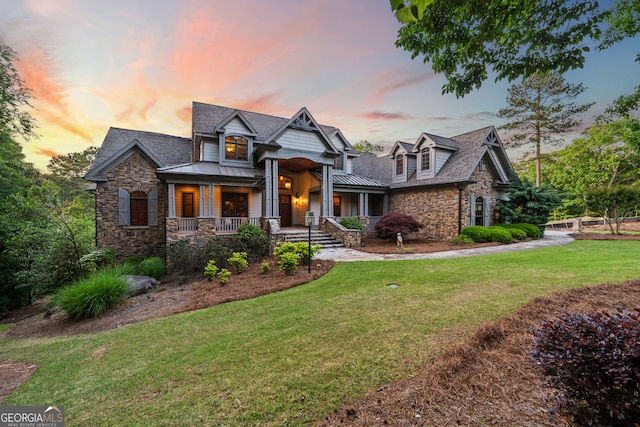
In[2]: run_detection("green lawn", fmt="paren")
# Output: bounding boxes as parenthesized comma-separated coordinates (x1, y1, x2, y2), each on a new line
(2, 240, 640, 426)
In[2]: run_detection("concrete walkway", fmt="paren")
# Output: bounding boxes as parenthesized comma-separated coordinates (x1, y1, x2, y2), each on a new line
(314, 230, 575, 262)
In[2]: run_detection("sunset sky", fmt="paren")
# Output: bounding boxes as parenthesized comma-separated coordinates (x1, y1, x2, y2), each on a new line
(1, 0, 638, 171)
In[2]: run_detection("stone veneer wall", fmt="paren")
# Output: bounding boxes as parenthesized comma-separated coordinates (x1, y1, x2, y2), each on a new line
(95, 151, 166, 259)
(462, 166, 497, 229)
(388, 164, 499, 240)
(389, 187, 460, 240)
(319, 217, 362, 247)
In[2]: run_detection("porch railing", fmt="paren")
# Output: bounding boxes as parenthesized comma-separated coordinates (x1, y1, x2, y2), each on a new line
(215, 217, 260, 232)
(179, 218, 197, 232)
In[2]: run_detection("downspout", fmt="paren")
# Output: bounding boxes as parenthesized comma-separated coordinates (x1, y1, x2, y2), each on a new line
(455, 183, 463, 235)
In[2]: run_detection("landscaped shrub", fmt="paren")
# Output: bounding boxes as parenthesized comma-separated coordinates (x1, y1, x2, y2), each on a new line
(374, 212, 423, 239)
(461, 226, 491, 243)
(54, 266, 129, 320)
(166, 239, 201, 275)
(278, 252, 299, 275)
(261, 259, 270, 274)
(217, 268, 231, 284)
(137, 257, 167, 280)
(236, 223, 269, 261)
(340, 217, 363, 230)
(204, 260, 218, 281)
(498, 225, 528, 240)
(80, 248, 117, 271)
(227, 252, 248, 274)
(531, 309, 640, 426)
(512, 222, 542, 239)
(487, 226, 513, 244)
(451, 234, 474, 246)
(273, 241, 321, 266)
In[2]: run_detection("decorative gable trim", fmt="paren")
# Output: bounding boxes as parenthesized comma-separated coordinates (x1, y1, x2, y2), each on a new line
(266, 107, 339, 154)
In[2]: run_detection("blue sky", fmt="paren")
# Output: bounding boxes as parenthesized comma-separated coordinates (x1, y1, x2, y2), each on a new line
(1, 0, 638, 170)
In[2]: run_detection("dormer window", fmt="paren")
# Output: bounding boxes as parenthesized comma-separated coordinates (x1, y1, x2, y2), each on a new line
(334, 154, 344, 171)
(396, 154, 404, 176)
(225, 136, 248, 161)
(421, 147, 431, 171)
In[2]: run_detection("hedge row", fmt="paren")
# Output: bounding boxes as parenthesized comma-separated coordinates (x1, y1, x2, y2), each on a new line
(460, 223, 542, 244)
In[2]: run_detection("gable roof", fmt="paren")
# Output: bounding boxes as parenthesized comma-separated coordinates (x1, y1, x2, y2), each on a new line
(354, 126, 512, 189)
(85, 127, 191, 181)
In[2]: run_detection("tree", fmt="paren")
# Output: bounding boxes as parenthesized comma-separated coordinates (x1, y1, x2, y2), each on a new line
(498, 72, 593, 187)
(353, 140, 383, 153)
(585, 186, 640, 235)
(600, 0, 640, 116)
(392, 0, 605, 97)
(0, 45, 38, 140)
(496, 172, 562, 230)
(46, 146, 98, 203)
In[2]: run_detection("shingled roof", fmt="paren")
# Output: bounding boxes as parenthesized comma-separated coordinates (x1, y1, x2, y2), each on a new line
(353, 126, 511, 189)
(192, 102, 339, 145)
(85, 127, 191, 181)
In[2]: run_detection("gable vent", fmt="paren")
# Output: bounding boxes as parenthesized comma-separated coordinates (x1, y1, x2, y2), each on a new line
(292, 112, 318, 131)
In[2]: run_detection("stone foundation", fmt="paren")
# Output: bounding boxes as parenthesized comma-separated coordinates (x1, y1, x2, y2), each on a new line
(320, 216, 362, 248)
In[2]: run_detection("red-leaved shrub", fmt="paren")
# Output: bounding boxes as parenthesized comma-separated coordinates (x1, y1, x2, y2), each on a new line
(531, 309, 640, 426)
(374, 212, 423, 239)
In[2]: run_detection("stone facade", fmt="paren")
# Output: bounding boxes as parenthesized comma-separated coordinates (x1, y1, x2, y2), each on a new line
(389, 165, 499, 240)
(95, 151, 166, 259)
(390, 187, 460, 240)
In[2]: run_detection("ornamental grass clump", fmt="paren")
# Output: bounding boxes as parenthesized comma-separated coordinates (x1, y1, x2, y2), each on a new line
(54, 266, 129, 320)
(137, 256, 167, 280)
(532, 309, 640, 426)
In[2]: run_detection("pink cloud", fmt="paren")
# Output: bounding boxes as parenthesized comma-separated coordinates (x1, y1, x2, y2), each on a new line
(358, 110, 415, 121)
(17, 48, 94, 141)
(176, 105, 192, 123)
(368, 68, 437, 104)
(34, 147, 61, 158)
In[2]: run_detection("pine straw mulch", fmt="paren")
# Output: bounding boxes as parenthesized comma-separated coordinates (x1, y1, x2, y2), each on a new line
(318, 280, 640, 426)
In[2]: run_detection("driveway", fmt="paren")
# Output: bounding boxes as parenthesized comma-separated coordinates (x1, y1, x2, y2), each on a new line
(315, 230, 574, 262)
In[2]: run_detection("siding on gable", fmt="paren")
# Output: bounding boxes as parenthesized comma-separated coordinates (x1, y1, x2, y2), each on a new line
(202, 141, 219, 162)
(407, 155, 417, 179)
(225, 117, 251, 135)
(434, 148, 452, 174)
(276, 128, 326, 153)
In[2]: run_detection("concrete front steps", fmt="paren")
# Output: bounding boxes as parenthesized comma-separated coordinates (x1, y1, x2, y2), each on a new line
(282, 229, 344, 248)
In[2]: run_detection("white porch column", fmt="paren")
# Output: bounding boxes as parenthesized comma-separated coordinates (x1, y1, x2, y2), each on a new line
(321, 164, 334, 216)
(199, 185, 206, 217)
(208, 183, 214, 217)
(359, 193, 368, 216)
(168, 183, 176, 217)
(264, 159, 279, 217)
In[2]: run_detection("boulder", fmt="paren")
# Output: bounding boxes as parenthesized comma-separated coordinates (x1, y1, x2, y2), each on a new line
(123, 275, 160, 298)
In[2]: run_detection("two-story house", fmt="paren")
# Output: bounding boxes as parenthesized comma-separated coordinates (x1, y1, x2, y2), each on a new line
(85, 102, 513, 259)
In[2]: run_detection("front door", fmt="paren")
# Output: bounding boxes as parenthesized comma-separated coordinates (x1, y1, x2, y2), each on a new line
(279, 194, 292, 227)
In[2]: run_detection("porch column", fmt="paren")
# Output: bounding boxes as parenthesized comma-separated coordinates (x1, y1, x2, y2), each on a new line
(199, 185, 206, 217)
(208, 183, 214, 217)
(168, 183, 176, 217)
(264, 159, 279, 217)
(321, 164, 333, 216)
(359, 193, 368, 216)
